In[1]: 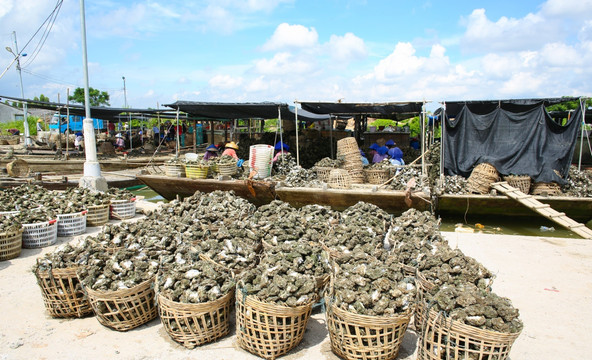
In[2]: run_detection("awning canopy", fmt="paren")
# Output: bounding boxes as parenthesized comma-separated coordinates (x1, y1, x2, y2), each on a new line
(165, 101, 333, 122)
(299, 101, 424, 120)
(0, 94, 168, 121)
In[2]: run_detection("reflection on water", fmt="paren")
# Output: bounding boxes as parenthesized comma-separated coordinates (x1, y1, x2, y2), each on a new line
(130, 187, 583, 238)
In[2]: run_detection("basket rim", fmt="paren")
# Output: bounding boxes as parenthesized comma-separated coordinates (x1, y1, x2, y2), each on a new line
(83, 276, 154, 298)
(236, 286, 316, 313)
(157, 288, 234, 312)
(0, 227, 23, 237)
(85, 202, 111, 210)
(326, 297, 413, 324)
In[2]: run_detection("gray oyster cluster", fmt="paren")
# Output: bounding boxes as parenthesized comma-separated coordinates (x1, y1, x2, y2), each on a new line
(251, 200, 305, 245)
(0, 184, 51, 211)
(77, 248, 159, 291)
(388, 167, 422, 190)
(418, 247, 494, 290)
(213, 154, 237, 166)
(300, 204, 341, 243)
(271, 153, 322, 188)
(33, 239, 93, 272)
(315, 157, 344, 168)
(561, 166, 592, 197)
(441, 175, 469, 195)
(324, 202, 391, 257)
(263, 241, 329, 278)
(366, 159, 392, 170)
(387, 209, 446, 267)
(238, 265, 318, 307)
(105, 187, 135, 200)
(157, 244, 234, 304)
(427, 283, 523, 333)
(0, 214, 23, 233)
(332, 248, 416, 316)
(64, 187, 111, 206)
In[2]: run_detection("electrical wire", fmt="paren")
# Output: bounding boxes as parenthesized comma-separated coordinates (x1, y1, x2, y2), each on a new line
(21, 0, 63, 68)
(21, 68, 78, 87)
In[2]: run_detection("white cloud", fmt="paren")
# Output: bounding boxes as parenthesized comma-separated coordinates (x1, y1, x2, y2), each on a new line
(209, 74, 243, 89)
(327, 33, 367, 61)
(541, 0, 592, 19)
(262, 23, 318, 51)
(254, 52, 316, 75)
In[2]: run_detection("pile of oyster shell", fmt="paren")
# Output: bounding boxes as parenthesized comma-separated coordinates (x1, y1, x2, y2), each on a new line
(388, 166, 423, 190)
(366, 159, 392, 170)
(426, 282, 523, 333)
(314, 157, 344, 168)
(561, 166, 592, 197)
(441, 175, 469, 195)
(331, 249, 416, 316)
(271, 153, 323, 188)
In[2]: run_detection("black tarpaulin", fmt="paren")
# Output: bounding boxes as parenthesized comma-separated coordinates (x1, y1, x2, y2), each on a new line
(444, 103, 582, 184)
(300, 101, 423, 120)
(441, 97, 579, 118)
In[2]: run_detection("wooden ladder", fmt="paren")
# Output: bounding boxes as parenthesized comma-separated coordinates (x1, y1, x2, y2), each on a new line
(491, 181, 592, 239)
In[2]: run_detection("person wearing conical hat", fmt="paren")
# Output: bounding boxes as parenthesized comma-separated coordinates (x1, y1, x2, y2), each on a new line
(272, 142, 290, 162)
(222, 141, 239, 160)
(203, 144, 218, 161)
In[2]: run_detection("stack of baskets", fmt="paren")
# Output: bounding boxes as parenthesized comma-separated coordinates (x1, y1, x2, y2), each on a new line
(336, 137, 364, 184)
(57, 211, 87, 237)
(328, 169, 352, 189)
(164, 163, 186, 177)
(236, 288, 314, 359)
(35, 266, 93, 318)
(504, 175, 531, 194)
(531, 182, 562, 196)
(248, 144, 274, 179)
(83, 277, 157, 331)
(158, 289, 234, 349)
(467, 163, 499, 194)
(184, 164, 209, 179)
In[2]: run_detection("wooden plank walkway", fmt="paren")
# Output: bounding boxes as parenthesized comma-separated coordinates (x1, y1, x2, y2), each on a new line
(492, 181, 592, 239)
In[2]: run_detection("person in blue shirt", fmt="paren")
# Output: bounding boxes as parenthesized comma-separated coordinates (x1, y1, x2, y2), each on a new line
(359, 149, 369, 166)
(372, 146, 389, 163)
(388, 147, 405, 166)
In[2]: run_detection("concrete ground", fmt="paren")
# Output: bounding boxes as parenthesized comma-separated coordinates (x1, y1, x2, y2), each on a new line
(1, 223, 591, 360)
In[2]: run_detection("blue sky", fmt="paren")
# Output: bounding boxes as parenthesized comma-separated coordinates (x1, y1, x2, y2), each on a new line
(0, 0, 591, 109)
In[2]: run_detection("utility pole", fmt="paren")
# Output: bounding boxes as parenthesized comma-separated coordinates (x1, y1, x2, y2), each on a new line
(7, 32, 31, 147)
(122, 76, 127, 107)
(78, 0, 107, 191)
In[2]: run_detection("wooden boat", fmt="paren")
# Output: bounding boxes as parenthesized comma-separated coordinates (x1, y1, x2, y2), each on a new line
(0, 156, 165, 175)
(137, 174, 431, 213)
(437, 194, 592, 222)
(136, 174, 276, 206)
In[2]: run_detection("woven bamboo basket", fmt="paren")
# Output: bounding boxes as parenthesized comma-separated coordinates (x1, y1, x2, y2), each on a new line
(531, 182, 562, 196)
(364, 169, 390, 184)
(22, 219, 58, 248)
(326, 299, 412, 360)
(343, 153, 364, 170)
(6, 136, 19, 145)
(315, 167, 334, 182)
(414, 271, 436, 328)
(0, 228, 23, 261)
(348, 169, 365, 184)
(504, 175, 531, 194)
(336, 137, 359, 156)
(328, 169, 351, 189)
(185, 164, 209, 179)
(236, 289, 313, 360)
(35, 266, 93, 318)
(218, 163, 237, 176)
(86, 203, 110, 226)
(467, 163, 499, 194)
(84, 277, 157, 331)
(158, 290, 234, 348)
(209, 163, 219, 174)
(0, 138, 7, 145)
(417, 307, 521, 360)
(6, 159, 30, 177)
(164, 164, 186, 177)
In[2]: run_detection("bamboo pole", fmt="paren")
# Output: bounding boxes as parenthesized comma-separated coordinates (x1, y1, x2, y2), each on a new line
(379, 148, 430, 188)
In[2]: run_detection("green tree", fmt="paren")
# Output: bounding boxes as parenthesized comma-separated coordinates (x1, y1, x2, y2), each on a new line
(68, 87, 110, 107)
(33, 94, 50, 103)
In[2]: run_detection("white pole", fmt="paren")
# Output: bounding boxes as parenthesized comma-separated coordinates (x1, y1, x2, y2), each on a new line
(329, 115, 334, 159)
(175, 108, 180, 158)
(295, 104, 300, 166)
(66, 88, 70, 156)
(79, 0, 107, 191)
(421, 101, 426, 178)
(578, 98, 585, 171)
(278, 106, 284, 165)
(440, 102, 446, 181)
(11, 32, 31, 147)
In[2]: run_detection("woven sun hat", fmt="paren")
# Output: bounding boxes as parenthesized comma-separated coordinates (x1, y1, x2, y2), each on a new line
(226, 141, 239, 150)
